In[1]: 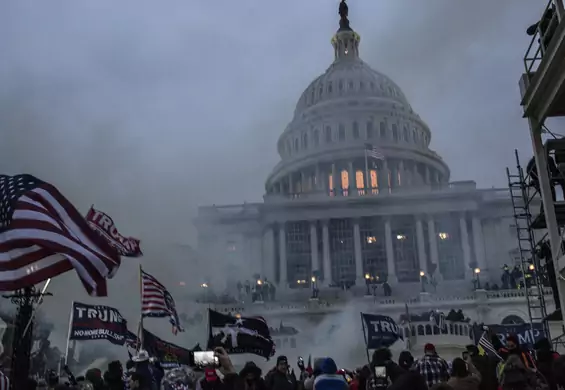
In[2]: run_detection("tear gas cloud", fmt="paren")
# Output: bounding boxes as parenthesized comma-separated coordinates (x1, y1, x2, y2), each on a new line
(0, 0, 556, 353)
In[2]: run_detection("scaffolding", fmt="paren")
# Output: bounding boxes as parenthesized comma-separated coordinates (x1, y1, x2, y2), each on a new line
(506, 149, 551, 340)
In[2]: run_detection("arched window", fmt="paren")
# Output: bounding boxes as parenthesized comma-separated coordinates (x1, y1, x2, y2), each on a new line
(380, 122, 387, 138)
(328, 82, 333, 93)
(325, 126, 332, 143)
(328, 174, 334, 196)
(370, 170, 378, 194)
(403, 126, 409, 141)
(392, 124, 399, 142)
(302, 133, 308, 149)
(501, 315, 525, 325)
(313, 129, 319, 146)
(352, 122, 359, 139)
(367, 121, 374, 139)
(412, 129, 417, 143)
(338, 80, 344, 92)
(338, 124, 346, 141)
(356, 171, 364, 191)
(341, 169, 349, 196)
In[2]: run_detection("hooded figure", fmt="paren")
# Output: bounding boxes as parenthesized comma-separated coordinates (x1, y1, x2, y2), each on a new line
(313, 358, 348, 390)
(238, 362, 266, 390)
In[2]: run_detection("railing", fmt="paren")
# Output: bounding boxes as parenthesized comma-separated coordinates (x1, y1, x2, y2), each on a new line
(207, 288, 554, 314)
(524, 0, 561, 76)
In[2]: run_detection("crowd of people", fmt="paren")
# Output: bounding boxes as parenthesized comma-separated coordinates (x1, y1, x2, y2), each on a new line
(13, 327, 565, 390)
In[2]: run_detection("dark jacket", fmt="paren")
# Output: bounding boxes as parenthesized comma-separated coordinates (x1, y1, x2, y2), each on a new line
(387, 369, 428, 390)
(265, 369, 297, 390)
(471, 354, 498, 390)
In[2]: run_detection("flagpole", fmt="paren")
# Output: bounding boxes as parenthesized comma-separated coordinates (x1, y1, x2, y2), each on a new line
(404, 303, 412, 351)
(359, 312, 371, 364)
(138, 264, 144, 351)
(364, 147, 369, 194)
(64, 301, 75, 365)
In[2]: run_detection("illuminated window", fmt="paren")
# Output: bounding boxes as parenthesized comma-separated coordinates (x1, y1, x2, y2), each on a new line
(329, 174, 334, 196)
(356, 171, 364, 192)
(438, 232, 449, 240)
(366, 236, 377, 244)
(341, 169, 349, 196)
(370, 170, 378, 194)
(397, 170, 402, 186)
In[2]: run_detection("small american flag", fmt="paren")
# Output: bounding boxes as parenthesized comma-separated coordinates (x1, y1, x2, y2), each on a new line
(141, 269, 184, 334)
(365, 144, 385, 160)
(478, 331, 502, 360)
(0, 174, 121, 296)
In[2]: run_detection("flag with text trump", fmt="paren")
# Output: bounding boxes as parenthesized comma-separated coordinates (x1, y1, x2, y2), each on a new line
(141, 268, 184, 335)
(0, 174, 121, 296)
(86, 206, 142, 257)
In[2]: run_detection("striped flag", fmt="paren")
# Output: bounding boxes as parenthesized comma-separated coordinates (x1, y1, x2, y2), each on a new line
(0, 174, 121, 296)
(141, 269, 184, 334)
(478, 331, 502, 360)
(365, 144, 385, 160)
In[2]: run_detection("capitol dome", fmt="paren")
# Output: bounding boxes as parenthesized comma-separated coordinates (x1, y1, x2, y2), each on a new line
(265, 17, 449, 198)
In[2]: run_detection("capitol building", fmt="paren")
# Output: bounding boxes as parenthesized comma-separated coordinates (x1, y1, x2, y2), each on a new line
(195, 9, 520, 294)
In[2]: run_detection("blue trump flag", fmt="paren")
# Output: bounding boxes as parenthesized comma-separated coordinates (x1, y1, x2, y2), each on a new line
(361, 313, 403, 349)
(471, 323, 546, 351)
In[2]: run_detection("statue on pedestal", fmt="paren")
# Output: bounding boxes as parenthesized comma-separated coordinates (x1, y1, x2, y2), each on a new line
(339, 0, 350, 30)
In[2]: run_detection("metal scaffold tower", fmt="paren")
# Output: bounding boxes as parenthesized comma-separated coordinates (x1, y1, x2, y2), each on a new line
(506, 149, 550, 339)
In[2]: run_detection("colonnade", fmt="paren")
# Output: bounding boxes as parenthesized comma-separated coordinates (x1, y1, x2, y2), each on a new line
(268, 158, 444, 196)
(263, 213, 487, 288)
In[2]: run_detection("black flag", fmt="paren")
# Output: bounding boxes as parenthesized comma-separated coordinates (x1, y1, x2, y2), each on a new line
(361, 312, 403, 349)
(69, 302, 128, 346)
(207, 310, 275, 359)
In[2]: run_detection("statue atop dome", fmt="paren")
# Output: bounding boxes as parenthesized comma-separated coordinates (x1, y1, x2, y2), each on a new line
(338, 0, 351, 31)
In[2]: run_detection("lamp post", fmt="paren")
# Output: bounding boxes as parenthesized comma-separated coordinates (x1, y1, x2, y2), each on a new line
(311, 276, 318, 299)
(364, 273, 371, 295)
(474, 268, 481, 289)
(419, 271, 425, 293)
(256, 279, 263, 302)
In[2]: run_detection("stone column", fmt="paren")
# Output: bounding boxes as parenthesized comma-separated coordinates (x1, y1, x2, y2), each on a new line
(322, 220, 332, 285)
(415, 217, 428, 274)
(459, 214, 472, 279)
(278, 223, 287, 288)
(288, 173, 294, 195)
(472, 216, 487, 272)
(384, 219, 397, 283)
(413, 164, 420, 186)
(353, 219, 364, 284)
(262, 226, 276, 282)
(348, 161, 355, 196)
(427, 216, 440, 279)
(310, 221, 320, 273)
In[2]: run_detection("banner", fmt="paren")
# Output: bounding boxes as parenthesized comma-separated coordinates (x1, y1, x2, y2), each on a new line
(472, 323, 546, 350)
(126, 329, 192, 369)
(361, 313, 403, 349)
(86, 206, 143, 257)
(70, 302, 128, 346)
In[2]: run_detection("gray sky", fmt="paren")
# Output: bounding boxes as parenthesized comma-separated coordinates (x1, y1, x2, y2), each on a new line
(0, 0, 559, 345)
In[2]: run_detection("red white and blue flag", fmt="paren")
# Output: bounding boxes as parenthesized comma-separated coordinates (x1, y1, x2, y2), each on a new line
(141, 268, 184, 335)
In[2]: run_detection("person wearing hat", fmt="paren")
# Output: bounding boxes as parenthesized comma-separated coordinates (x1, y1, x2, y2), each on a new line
(414, 343, 450, 389)
(265, 356, 297, 390)
(238, 362, 266, 390)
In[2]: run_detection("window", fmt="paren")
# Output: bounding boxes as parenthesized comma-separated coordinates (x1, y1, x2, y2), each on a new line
(359, 82, 364, 91)
(328, 82, 333, 93)
(352, 121, 359, 139)
(341, 169, 349, 196)
(302, 133, 308, 149)
(412, 129, 417, 143)
(380, 122, 387, 139)
(313, 129, 319, 146)
(319, 85, 323, 97)
(370, 170, 378, 194)
(325, 126, 332, 143)
(286, 221, 312, 288)
(338, 80, 344, 92)
(338, 124, 346, 141)
(348, 80, 354, 90)
(403, 126, 408, 142)
(367, 121, 374, 139)
(328, 173, 334, 196)
(356, 171, 364, 191)
(294, 138, 299, 151)
(392, 124, 398, 142)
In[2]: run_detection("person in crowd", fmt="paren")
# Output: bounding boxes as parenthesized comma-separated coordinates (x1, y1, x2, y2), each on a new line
(500, 354, 546, 390)
(387, 350, 427, 390)
(265, 356, 297, 390)
(313, 358, 348, 390)
(128, 372, 142, 390)
(238, 361, 266, 390)
(447, 357, 481, 390)
(534, 338, 559, 390)
(364, 347, 404, 390)
(414, 343, 450, 388)
(465, 345, 497, 390)
(505, 334, 536, 370)
(161, 367, 197, 390)
(85, 368, 105, 390)
(200, 367, 223, 390)
(132, 350, 157, 390)
(103, 360, 125, 390)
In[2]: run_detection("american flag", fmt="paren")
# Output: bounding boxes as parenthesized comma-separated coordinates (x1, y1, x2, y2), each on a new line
(141, 269, 184, 334)
(365, 144, 385, 160)
(0, 174, 121, 296)
(478, 331, 502, 360)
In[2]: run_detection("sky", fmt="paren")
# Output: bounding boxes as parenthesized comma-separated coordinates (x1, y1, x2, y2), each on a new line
(0, 0, 560, 347)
